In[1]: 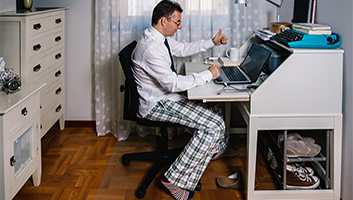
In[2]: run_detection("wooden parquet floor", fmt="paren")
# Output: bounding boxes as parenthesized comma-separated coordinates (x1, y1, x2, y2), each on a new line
(13, 126, 277, 200)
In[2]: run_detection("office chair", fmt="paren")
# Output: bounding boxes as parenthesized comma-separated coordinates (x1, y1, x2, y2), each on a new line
(118, 41, 201, 198)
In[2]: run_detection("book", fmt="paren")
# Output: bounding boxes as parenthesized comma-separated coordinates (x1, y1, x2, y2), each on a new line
(293, 27, 332, 35)
(292, 23, 331, 30)
(218, 57, 242, 66)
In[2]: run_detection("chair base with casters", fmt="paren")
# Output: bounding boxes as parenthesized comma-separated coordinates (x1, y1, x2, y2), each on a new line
(119, 41, 201, 199)
(122, 126, 180, 198)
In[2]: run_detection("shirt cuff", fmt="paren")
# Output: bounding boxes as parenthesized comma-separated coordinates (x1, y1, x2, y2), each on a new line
(204, 39, 216, 49)
(199, 70, 213, 83)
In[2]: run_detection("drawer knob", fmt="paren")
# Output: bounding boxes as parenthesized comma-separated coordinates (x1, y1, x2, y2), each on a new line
(55, 36, 62, 42)
(55, 70, 62, 77)
(21, 107, 28, 116)
(33, 44, 41, 51)
(120, 84, 125, 92)
(55, 53, 62, 60)
(56, 87, 62, 95)
(56, 105, 62, 113)
(10, 156, 16, 167)
(55, 18, 62, 24)
(33, 64, 41, 72)
(33, 23, 42, 30)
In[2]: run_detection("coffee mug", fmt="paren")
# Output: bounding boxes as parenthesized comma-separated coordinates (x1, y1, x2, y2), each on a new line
(226, 47, 239, 61)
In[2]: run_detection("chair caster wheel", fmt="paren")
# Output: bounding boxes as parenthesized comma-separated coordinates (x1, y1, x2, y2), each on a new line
(135, 187, 146, 199)
(122, 159, 130, 165)
(195, 181, 202, 191)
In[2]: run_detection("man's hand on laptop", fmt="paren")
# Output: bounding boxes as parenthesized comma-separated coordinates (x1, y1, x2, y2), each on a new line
(208, 64, 221, 80)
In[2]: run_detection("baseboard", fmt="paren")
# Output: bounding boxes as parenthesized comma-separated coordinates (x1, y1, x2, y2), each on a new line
(65, 120, 96, 128)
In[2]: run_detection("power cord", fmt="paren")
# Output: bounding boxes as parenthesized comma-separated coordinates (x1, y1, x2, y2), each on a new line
(217, 82, 251, 95)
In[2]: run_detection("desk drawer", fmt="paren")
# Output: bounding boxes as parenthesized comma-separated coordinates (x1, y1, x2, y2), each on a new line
(28, 46, 64, 80)
(39, 65, 64, 87)
(40, 80, 64, 113)
(41, 99, 64, 135)
(3, 94, 39, 136)
(28, 30, 64, 58)
(28, 12, 64, 38)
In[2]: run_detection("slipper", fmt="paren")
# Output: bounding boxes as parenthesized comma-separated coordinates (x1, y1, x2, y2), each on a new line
(211, 147, 240, 161)
(216, 171, 259, 190)
(277, 133, 321, 157)
(278, 133, 315, 147)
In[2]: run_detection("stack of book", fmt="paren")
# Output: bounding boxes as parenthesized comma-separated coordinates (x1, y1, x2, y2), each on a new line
(292, 23, 332, 35)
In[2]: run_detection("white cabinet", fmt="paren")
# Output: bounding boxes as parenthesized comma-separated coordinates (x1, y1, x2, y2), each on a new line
(239, 37, 343, 200)
(0, 83, 45, 200)
(0, 7, 67, 138)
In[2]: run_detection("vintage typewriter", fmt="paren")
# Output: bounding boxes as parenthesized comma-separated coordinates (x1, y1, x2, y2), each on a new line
(271, 29, 341, 49)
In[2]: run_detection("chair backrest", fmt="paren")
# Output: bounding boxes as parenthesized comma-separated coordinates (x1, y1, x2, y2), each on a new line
(118, 41, 183, 128)
(118, 41, 138, 121)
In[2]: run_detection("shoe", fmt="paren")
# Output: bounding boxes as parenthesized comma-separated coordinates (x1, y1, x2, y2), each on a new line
(286, 170, 320, 190)
(216, 171, 259, 190)
(278, 133, 315, 148)
(286, 163, 314, 176)
(267, 147, 273, 161)
(277, 133, 321, 157)
(270, 154, 278, 170)
(267, 147, 280, 170)
(212, 147, 240, 161)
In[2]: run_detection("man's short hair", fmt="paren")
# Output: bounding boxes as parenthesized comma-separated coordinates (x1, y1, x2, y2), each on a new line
(151, 0, 183, 25)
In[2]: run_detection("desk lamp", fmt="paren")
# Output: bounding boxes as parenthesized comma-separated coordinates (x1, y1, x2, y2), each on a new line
(234, 0, 247, 6)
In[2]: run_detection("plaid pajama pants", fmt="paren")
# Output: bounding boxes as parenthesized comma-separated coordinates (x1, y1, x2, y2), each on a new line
(144, 99, 228, 191)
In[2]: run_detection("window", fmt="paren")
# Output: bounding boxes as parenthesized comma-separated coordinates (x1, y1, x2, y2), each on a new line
(128, 0, 159, 16)
(127, 0, 227, 16)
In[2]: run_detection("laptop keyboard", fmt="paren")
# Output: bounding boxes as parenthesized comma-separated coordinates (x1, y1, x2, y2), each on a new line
(221, 66, 247, 81)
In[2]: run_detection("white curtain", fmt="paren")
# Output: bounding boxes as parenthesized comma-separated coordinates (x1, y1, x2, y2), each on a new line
(94, 0, 263, 141)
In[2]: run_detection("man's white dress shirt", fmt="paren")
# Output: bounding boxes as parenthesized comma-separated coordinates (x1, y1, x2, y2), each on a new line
(132, 26, 215, 118)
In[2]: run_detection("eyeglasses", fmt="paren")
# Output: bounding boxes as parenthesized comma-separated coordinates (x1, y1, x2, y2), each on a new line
(167, 18, 181, 26)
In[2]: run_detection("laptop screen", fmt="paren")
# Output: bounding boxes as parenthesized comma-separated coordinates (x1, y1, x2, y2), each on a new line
(239, 43, 272, 81)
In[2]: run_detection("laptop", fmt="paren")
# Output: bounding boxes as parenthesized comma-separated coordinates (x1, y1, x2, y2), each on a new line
(215, 43, 272, 84)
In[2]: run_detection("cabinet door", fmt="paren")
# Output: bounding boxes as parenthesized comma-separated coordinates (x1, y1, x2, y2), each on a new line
(4, 116, 40, 200)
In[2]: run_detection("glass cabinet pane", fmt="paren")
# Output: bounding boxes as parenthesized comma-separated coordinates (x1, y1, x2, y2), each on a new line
(14, 128, 32, 177)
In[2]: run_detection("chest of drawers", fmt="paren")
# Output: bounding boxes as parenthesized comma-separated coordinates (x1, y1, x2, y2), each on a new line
(0, 8, 67, 137)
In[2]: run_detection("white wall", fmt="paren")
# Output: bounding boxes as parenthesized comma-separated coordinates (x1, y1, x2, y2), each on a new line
(0, 0, 15, 13)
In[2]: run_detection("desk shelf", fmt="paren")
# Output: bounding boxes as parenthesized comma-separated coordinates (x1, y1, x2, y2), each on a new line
(258, 130, 331, 190)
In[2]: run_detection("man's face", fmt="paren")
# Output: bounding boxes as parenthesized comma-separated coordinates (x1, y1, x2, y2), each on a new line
(165, 10, 182, 36)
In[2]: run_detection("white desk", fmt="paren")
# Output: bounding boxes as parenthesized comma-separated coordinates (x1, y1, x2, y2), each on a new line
(185, 36, 344, 200)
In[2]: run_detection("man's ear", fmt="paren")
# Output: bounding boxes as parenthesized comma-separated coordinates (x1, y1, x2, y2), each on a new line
(160, 17, 167, 27)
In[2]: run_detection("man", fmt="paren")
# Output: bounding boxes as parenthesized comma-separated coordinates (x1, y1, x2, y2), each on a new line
(132, 1, 228, 199)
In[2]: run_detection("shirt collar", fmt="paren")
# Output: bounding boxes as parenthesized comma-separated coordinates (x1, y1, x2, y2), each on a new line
(149, 26, 167, 44)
